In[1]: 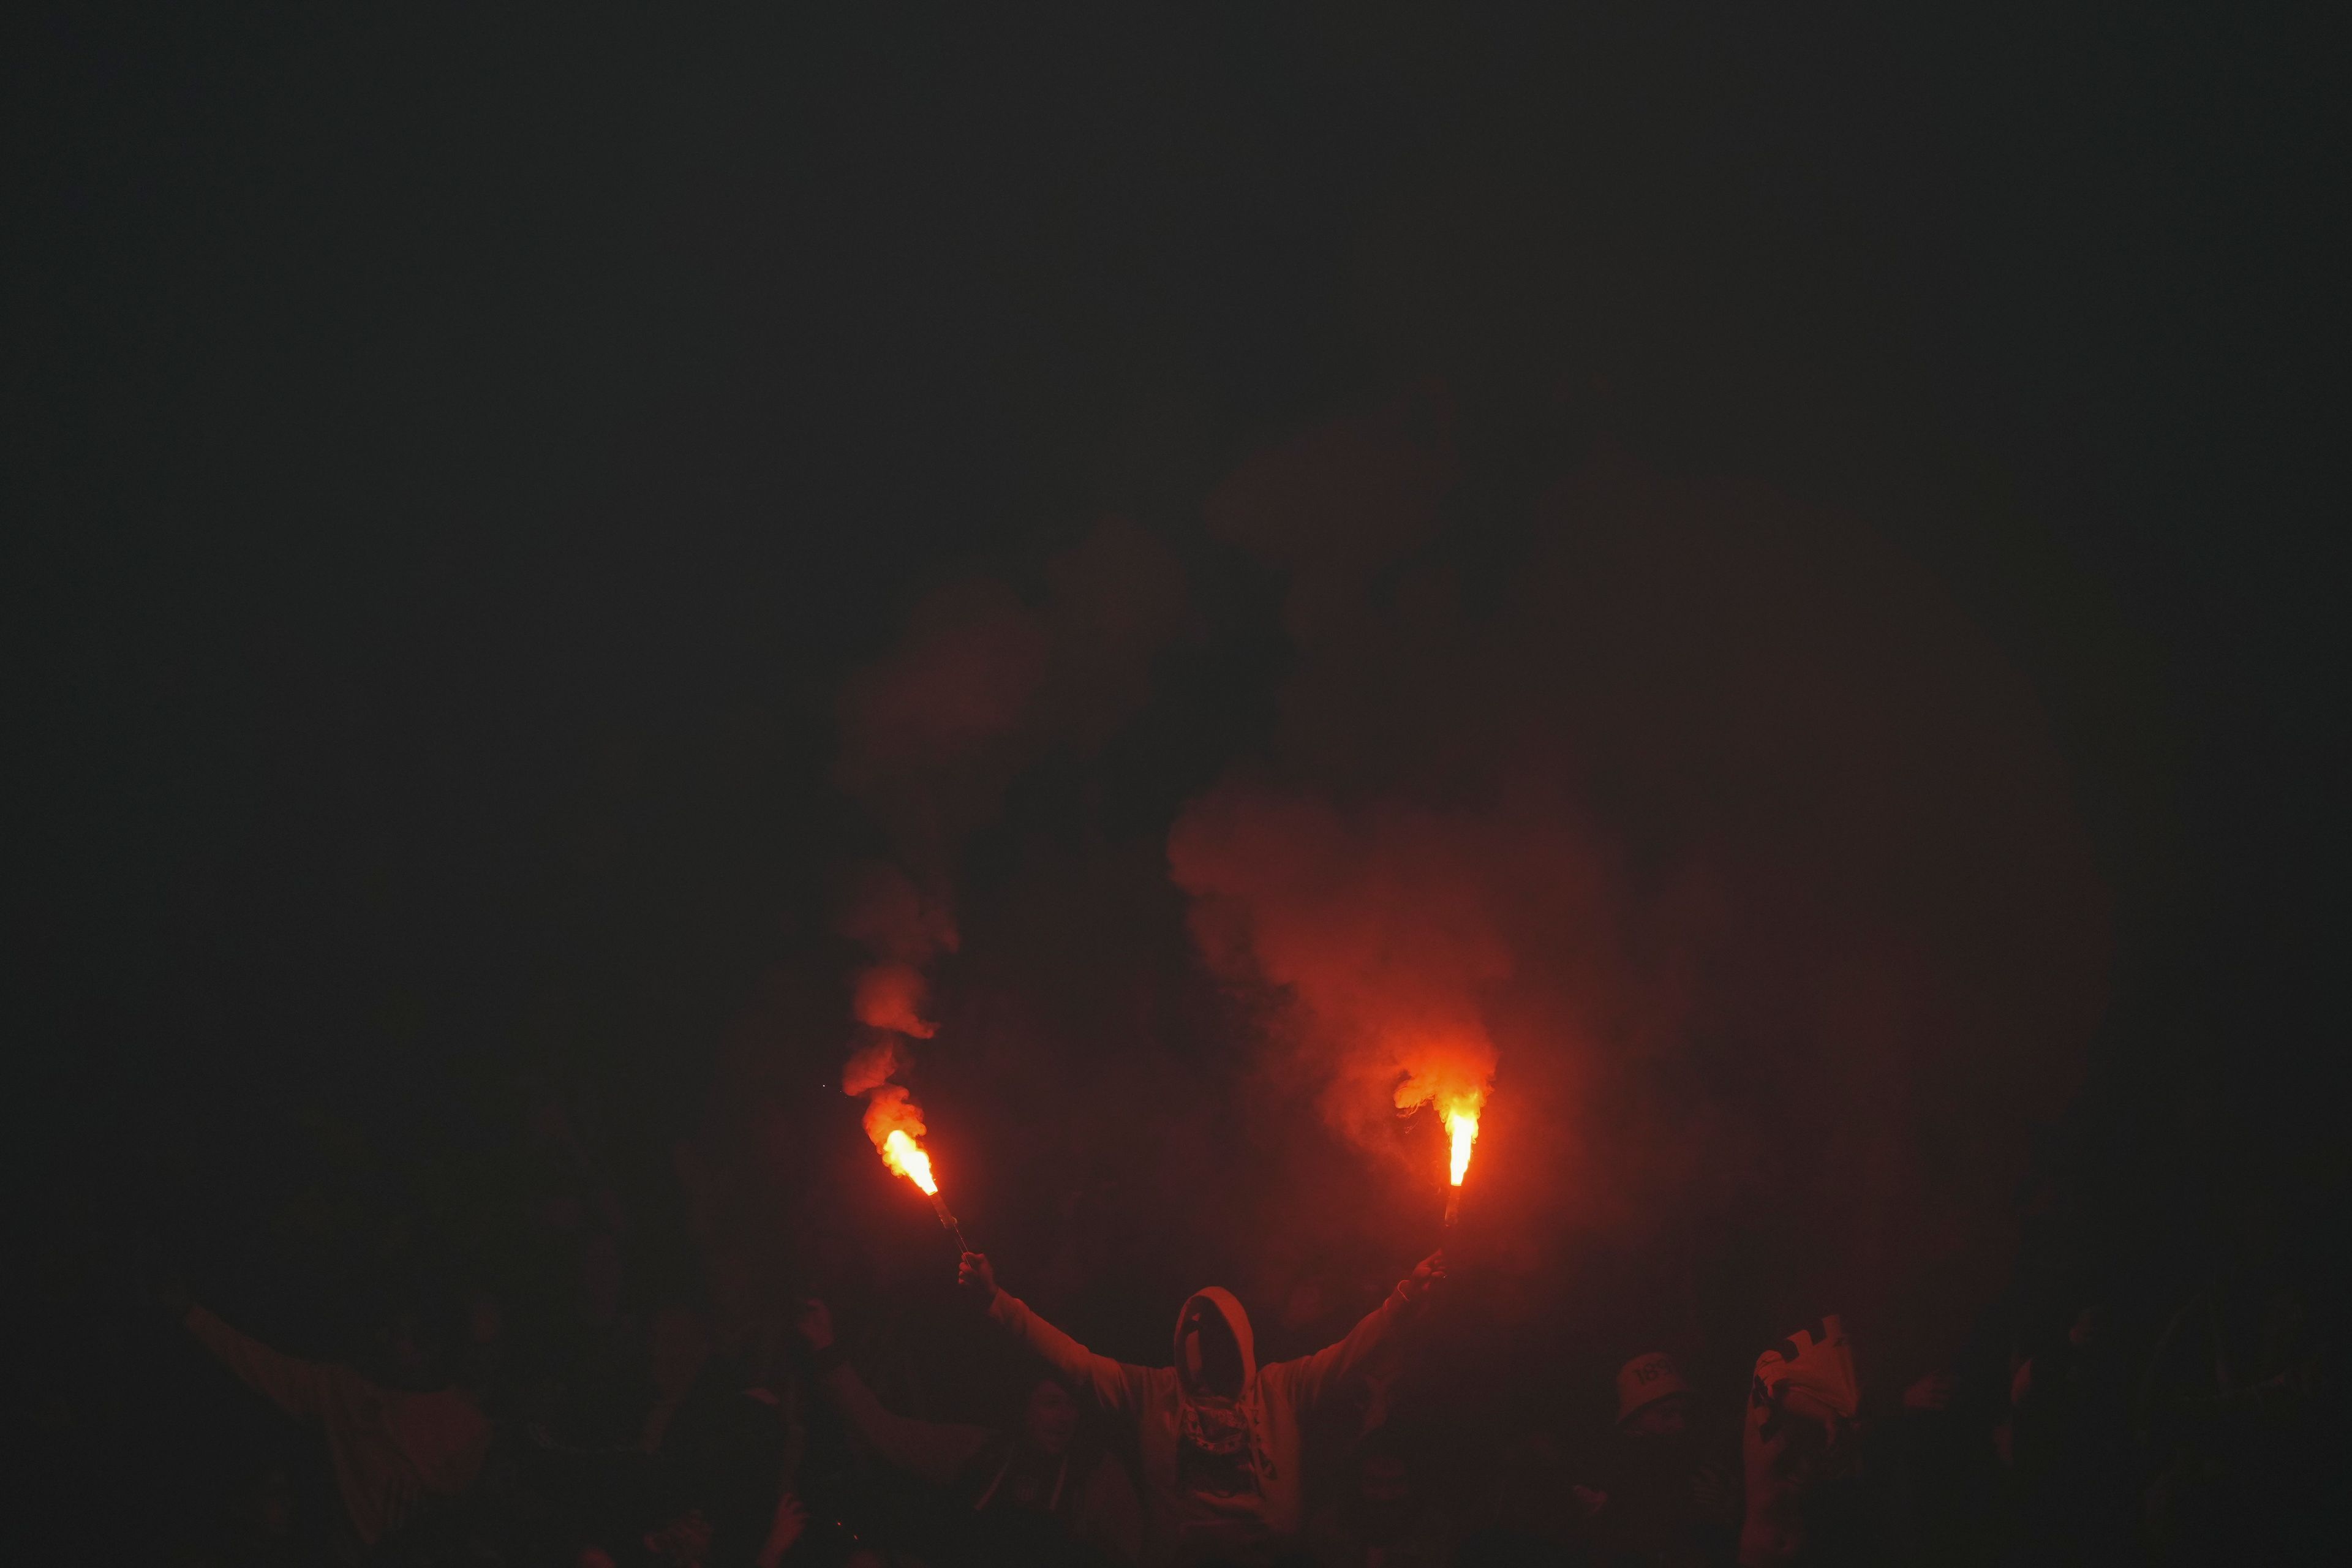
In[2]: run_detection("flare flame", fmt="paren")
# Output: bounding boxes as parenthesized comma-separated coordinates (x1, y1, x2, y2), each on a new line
(862, 1082, 939, 1194)
(1446, 1099, 1481, 1187)
(881, 1127, 938, 1195)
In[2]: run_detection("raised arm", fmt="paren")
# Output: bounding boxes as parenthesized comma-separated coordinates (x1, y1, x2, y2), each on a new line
(1275, 1251, 1444, 1414)
(960, 1252, 1143, 1425)
(184, 1302, 341, 1422)
(794, 1301, 990, 1485)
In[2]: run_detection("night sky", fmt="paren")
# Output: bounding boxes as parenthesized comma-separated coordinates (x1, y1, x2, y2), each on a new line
(7, 1, 2345, 1457)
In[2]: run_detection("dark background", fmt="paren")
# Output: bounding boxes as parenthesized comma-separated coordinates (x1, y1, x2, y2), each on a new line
(5, 1, 2345, 1548)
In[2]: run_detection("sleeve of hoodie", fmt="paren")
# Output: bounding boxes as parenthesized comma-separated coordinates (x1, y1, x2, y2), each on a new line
(1267, 1281, 1415, 1414)
(820, 1360, 993, 1486)
(184, 1303, 345, 1423)
(987, 1291, 1145, 1425)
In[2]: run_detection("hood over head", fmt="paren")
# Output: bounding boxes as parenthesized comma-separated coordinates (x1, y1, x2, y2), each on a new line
(1173, 1287, 1257, 1400)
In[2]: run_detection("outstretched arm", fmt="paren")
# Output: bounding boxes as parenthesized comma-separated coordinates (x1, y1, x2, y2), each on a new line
(183, 1303, 340, 1422)
(960, 1252, 1142, 1424)
(795, 1301, 991, 1485)
(1278, 1251, 1444, 1414)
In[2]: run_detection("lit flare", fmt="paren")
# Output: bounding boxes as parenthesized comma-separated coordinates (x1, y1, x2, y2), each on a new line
(1446, 1102, 1480, 1187)
(875, 1123, 967, 1251)
(1441, 1092, 1483, 1231)
(883, 1128, 938, 1195)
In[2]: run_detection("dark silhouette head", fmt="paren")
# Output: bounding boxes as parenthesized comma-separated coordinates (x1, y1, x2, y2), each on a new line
(1021, 1377, 1080, 1457)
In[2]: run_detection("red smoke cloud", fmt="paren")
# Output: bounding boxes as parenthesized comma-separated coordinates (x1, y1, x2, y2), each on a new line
(831, 519, 1189, 1162)
(860, 1082, 927, 1160)
(841, 1037, 909, 1099)
(837, 864, 959, 1039)
(833, 517, 1188, 862)
(1172, 394, 2111, 1360)
(1171, 788, 1508, 1155)
(851, 965, 934, 1039)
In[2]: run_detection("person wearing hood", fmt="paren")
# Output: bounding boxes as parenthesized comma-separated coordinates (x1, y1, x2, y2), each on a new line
(957, 1247, 1446, 1567)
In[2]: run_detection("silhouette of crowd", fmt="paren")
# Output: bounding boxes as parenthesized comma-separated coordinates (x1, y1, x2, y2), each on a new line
(18, 1071, 2337, 1568)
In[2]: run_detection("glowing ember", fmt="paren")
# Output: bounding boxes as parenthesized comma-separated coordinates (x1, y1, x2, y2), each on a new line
(1445, 1099, 1481, 1187)
(882, 1128, 938, 1194)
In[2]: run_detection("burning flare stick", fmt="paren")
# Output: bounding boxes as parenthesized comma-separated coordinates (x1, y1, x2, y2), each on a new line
(881, 1128, 971, 1254)
(1442, 1098, 1481, 1232)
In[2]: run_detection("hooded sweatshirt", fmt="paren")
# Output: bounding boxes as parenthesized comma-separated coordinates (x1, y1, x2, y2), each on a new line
(989, 1280, 1417, 1566)
(186, 1304, 491, 1551)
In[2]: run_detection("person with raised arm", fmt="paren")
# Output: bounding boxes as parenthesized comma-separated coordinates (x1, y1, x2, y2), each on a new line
(162, 1274, 491, 1559)
(956, 1248, 1444, 1567)
(793, 1297, 1140, 1564)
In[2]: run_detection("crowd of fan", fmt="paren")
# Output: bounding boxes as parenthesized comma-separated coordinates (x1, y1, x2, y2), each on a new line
(47, 1085, 2336, 1568)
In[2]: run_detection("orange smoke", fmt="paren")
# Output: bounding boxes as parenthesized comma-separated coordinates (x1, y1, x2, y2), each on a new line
(835, 867, 953, 1167)
(853, 962, 938, 1039)
(838, 864, 958, 1044)
(841, 1038, 907, 1099)
(1173, 786, 1506, 1167)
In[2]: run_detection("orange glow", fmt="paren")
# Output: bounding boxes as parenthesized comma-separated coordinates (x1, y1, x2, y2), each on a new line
(1444, 1096, 1481, 1187)
(882, 1128, 938, 1194)
(862, 1083, 938, 1193)
(1386, 1042, 1493, 1193)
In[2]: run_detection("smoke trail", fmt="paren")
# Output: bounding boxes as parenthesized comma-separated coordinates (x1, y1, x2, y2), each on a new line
(831, 519, 1187, 1161)
(838, 862, 959, 1039)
